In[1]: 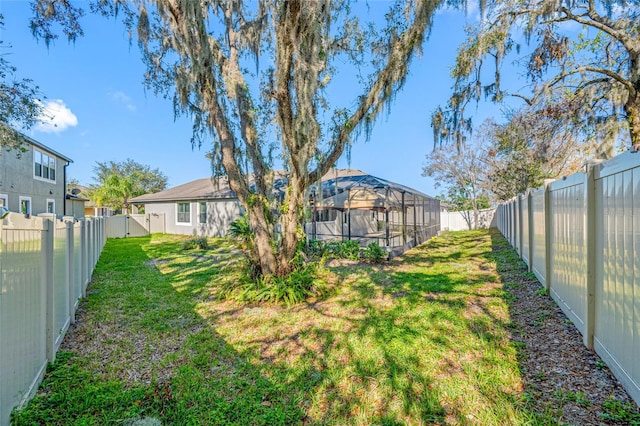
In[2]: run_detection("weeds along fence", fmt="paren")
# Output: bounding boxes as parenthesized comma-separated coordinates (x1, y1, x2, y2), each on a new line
(0, 213, 105, 426)
(497, 151, 640, 406)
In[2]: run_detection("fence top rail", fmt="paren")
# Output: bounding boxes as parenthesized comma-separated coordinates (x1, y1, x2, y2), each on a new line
(1, 212, 47, 231)
(595, 151, 640, 180)
(549, 172, 585, 192)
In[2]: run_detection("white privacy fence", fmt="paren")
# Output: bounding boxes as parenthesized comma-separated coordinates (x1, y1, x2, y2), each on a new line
(440, 208, 497, 231)
(105, 214, 166, 238)
(497, 151, 640, 406)
(0, 213, 105, 426)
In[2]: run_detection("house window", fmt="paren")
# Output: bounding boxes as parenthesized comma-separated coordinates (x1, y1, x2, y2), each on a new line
(33, 149, 56, 182)
(177, 202, 191, 224)
(199, 202, 207, 224)
(19, 196, 31, 215)
(46, 199, 56, 214)
(0, 194, 7, 209)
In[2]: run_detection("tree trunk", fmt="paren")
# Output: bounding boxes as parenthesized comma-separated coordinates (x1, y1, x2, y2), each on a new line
(626, 92, 640, 152)
(277, 173, 305, 276)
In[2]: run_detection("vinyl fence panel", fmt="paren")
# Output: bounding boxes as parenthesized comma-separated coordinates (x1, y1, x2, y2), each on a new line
(530, 185, 547, 288)
(495, 151, 640, 406)
(440, 208, 496, 231)
(594, 154, 640, 405)
(0, 213, 106, 426)
(53, 219, 71, 352)
(127, 215, 149, 237)
(521, 194, 530, 267)
(549, 174, 587, 334)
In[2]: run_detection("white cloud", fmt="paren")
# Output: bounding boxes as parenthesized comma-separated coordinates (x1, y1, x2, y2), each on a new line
(35, 99, 79, 133)
(110, 90, 137, 112)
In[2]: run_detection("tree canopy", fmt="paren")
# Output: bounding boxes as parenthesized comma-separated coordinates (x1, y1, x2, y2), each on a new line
(90, 159, 167, 213)
(0, 14, 45, 151)
(27, 0, 453, 278)
(434, 0, 640, 156)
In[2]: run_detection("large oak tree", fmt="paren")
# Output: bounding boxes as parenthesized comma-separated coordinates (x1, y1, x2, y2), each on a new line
(31, 0, 452, 277)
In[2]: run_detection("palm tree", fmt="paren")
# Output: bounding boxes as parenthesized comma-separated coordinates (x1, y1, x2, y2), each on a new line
(91, 172, 140, 214)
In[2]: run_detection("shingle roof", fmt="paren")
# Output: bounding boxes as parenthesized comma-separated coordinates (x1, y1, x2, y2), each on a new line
(130, 177, 236, 203)
(129, 168, 424, 205)
(1, 125, 74, 163)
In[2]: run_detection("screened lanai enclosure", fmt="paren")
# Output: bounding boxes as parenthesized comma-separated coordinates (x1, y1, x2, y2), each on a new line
(304, 170, 440, 256)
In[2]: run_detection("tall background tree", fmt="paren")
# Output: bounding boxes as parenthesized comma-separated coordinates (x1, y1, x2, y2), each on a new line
(423, 140, 488, 229)
(433, 0, 640, 157)
(90, 159, 167, 214)
(480, 102, 585, 201)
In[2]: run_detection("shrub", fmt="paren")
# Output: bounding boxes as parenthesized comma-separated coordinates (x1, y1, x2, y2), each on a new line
(362, 242, 387, 263)
(234, 260, 331, 306)
(302, 239, 325, 257)
(182, 237, 209, 250)
(324, 240, 361, 260)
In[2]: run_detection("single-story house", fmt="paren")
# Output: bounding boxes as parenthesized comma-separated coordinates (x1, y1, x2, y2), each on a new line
(130, 176, 245, 237)
(131, 169, 440, 251)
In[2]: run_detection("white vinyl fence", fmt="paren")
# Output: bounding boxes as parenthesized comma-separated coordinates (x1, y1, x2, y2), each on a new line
(0, 213, 105, 426)
(496, 151, 640, 406)
(440, 208, 497, 231)
(105, 214, 166, 238)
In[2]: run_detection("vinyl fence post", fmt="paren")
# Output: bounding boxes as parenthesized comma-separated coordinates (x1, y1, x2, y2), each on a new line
(42, 217, 55, 362)
(584, 160, 602, 349)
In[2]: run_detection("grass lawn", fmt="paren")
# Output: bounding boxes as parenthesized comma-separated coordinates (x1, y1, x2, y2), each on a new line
(13, 230, 550, 425)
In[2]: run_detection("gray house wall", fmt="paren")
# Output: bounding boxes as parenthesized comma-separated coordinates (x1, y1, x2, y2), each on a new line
(65, 199, 86, 218)
(0, 144, 68, 216)
(144, 199, 242, 237)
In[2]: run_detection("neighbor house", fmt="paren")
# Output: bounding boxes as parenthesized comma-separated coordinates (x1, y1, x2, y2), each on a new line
(65, 183, 113, 217)
(131, 169, 441, 252)
(129, 177, 245, 237)
(0, 131, 74, 217)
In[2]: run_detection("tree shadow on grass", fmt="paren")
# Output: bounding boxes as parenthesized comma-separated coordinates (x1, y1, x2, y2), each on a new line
(300, 231, 533, 424)
(13, 236, 308, 425)
(485, 228, 640, 425)
(18, 230, 587, 425)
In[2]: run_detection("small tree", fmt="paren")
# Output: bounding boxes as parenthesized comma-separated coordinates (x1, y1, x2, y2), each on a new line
(91, 172, 139, 214)
(480, 105, 585, 201)
(423, 141, 487, 229)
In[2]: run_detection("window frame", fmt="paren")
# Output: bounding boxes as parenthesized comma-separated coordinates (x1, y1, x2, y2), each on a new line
(198, 201, 207, 224)
(176, 202, 191, 225)
(33, 148, 57, 183)
(19, 196, 32, 215)
(0, 194, 8, 210)
(46, 198, 56, 214)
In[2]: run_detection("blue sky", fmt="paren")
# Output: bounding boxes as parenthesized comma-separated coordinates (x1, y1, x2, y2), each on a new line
(0, 1, 514, 196)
